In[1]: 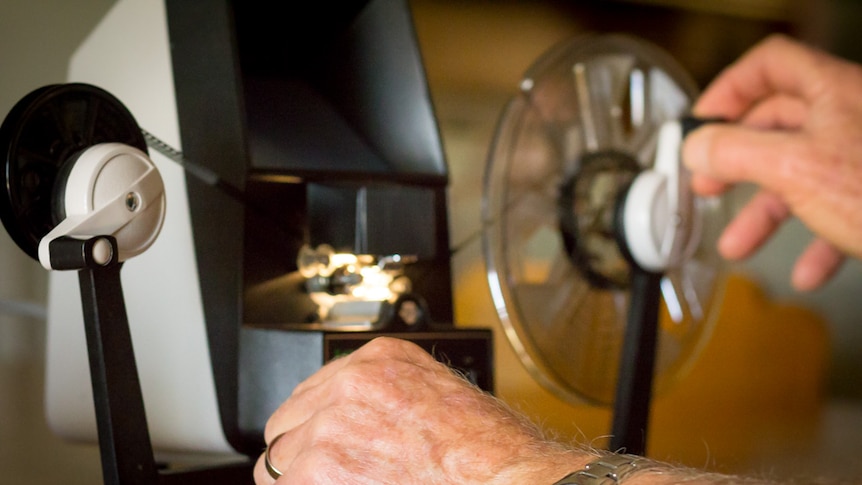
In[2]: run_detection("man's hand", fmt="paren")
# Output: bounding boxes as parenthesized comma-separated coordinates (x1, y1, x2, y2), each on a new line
(683, 34, 862, 290)
(254, 337, 590, 484)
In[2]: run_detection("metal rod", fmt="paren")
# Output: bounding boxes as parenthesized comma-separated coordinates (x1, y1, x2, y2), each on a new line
(75, 236, 160, 485)
(609, 267, 661, 455)
(573, 63, 599, 152)
(71, 235, 255, 484)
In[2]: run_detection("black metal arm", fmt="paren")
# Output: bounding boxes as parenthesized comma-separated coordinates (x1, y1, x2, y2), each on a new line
(51, 236, 254, 485)
(609, 268, 662, 456)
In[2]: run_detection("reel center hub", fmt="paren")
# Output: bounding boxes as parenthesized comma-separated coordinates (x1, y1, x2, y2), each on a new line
(558, 149, 640, 289)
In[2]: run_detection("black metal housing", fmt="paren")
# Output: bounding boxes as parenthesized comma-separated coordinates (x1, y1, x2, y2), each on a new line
(165, 0, 488, 456)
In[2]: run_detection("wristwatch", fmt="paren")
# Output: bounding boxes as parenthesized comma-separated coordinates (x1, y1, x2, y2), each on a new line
(552, 453, 644, 485)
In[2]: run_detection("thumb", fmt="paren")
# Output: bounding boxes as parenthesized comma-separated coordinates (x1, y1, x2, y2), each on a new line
(682, 123, 803, 195)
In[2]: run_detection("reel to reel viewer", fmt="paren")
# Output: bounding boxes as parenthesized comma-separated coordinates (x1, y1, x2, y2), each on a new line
(483, 34, 727, 454)
(1, 0, 493, 483)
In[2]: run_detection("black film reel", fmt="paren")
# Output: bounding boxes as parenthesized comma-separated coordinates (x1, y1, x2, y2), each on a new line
(0, 83, 147, 260)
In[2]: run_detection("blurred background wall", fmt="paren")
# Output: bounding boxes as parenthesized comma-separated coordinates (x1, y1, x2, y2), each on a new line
(1, 2, 112, 483)
(1, 0, 860, 483)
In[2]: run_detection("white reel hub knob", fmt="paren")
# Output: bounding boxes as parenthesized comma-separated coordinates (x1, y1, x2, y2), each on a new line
(624, 170, 671, 272)
(38, 142, 166, 269)
(623, 120, 694, 273)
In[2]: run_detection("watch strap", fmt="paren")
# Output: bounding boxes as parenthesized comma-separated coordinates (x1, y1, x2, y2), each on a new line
(552, 453, 645, 485)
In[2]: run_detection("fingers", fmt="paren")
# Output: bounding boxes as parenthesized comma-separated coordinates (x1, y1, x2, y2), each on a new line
(686, 91, 807, 198)
(708, 189, 845, 291)
(253, 453, 274, 484)
(739, 94, 808, 130)
(265, 338, 437, 442)
(683, 123, 806, 196)
(689, 173, 731, 197)
(792, 239, 846, 291)
(716, 190, 790, 260)
(257, 352, 365, 483)
(693, 34, 831, 119)
(257, 420, 312, 484)
(264, 351, 353, 443)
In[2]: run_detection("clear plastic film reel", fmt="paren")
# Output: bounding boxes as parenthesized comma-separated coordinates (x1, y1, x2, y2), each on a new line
(482, 34, 727, 405)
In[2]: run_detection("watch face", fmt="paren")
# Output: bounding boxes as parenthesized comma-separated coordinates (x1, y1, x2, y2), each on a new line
(552, 454, 644, 485)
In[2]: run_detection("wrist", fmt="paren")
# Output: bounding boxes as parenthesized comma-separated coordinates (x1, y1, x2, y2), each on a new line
(523, 450, 775, 485)
(489, 446, 674, 485)
(488, 445, 597, 485)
